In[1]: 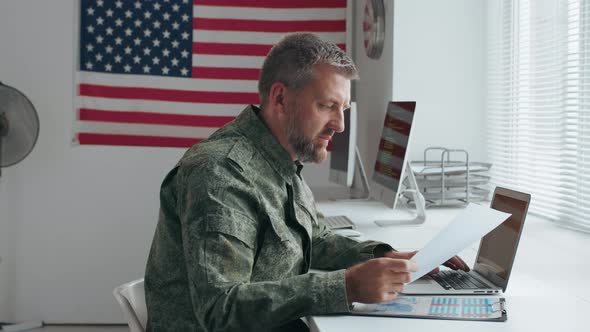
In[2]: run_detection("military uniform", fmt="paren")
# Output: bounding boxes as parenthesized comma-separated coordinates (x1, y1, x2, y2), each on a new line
(145, 105, 393, 331)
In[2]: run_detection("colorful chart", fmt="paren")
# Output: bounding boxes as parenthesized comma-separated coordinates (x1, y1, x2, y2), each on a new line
(429, 297, 495, 318)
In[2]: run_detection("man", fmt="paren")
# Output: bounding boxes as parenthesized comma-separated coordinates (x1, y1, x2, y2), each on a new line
(145, 32, 468, 331)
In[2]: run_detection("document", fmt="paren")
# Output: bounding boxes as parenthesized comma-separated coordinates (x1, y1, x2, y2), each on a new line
(410, 203, 511, 282)
(352, 296, 506, 321)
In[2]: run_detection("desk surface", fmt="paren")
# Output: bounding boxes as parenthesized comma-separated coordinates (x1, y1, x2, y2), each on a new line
(308, 200, 590, 331)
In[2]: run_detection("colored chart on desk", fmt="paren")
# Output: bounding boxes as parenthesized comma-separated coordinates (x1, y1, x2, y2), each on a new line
(429, 297, 496, 318)
(352, 296, 504, 320)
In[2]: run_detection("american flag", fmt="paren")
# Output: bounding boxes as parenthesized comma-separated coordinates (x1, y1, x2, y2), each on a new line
(75, 0, 348, 147)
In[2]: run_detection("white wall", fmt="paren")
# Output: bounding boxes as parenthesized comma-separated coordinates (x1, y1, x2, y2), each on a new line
(344, 0, 487, 184)
(0, 0, 184, 323)
(0, 0, 485, 324)
(392, 0, 486, 163)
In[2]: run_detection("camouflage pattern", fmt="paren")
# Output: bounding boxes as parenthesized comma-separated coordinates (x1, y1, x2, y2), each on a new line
(145, 105, 393, 331)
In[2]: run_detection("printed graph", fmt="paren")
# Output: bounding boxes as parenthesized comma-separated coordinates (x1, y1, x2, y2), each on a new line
(429, 297, 496, 318)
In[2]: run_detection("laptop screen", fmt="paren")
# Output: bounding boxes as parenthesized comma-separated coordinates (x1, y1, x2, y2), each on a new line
(474, 188, 531, 290)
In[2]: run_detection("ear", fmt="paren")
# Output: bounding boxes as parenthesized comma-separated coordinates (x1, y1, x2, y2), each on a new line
(268, 82, 288, 113)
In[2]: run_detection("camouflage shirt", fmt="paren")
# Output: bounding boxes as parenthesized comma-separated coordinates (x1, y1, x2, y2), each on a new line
(145, 105, 393, 331)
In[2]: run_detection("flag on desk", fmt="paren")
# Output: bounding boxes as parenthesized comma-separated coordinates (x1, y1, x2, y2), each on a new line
(74, 0, 348, 148)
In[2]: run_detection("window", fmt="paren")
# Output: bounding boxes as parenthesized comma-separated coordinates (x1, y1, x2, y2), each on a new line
(487, 0, 590, 231)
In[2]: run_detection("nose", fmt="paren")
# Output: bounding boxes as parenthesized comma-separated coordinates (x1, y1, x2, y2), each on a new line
(331, 108, 345, 133)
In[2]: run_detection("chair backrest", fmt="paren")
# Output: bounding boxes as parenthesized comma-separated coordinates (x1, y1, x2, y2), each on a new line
(113, 278, 147, 332)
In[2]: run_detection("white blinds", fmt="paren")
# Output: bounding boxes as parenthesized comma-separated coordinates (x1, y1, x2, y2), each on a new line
(487, 0, 590, 231)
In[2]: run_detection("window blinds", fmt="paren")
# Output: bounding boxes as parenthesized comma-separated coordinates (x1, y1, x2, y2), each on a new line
(487, 0, 590, 231)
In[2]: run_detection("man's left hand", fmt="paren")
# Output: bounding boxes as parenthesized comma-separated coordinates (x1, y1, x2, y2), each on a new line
(382, 250, 470, 275)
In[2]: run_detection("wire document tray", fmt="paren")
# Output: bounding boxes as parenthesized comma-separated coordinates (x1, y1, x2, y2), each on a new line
(404, 147, 492, 207)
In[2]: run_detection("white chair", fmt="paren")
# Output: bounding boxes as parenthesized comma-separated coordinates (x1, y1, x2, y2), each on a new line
(113, 278, 148, 332)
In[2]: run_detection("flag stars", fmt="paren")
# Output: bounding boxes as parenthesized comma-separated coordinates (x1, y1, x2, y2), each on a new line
(82, 2, 193, 77)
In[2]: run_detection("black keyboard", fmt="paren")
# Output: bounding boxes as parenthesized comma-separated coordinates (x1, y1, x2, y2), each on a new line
(431, 270, 490, 290)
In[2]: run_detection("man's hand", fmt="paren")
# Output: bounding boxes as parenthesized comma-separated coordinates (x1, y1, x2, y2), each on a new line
(383, 250, 470, 274)
(345, 258, 418, 304)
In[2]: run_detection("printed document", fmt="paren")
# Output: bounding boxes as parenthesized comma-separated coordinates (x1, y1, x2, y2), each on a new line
(410, 203, 511, 282)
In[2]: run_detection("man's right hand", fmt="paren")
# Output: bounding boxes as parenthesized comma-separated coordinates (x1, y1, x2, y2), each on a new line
(345, 258, 418, 304)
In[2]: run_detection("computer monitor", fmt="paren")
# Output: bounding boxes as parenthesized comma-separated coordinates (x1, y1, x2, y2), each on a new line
(329, 102, 357, 187)
(371, 101, 417, 211)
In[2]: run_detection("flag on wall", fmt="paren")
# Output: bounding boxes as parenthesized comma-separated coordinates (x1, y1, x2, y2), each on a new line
(74, 0, 348, 148)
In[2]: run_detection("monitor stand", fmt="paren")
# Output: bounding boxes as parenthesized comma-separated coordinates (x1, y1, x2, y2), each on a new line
(349, 146, 371, 199)
(375, 160, 427, 227)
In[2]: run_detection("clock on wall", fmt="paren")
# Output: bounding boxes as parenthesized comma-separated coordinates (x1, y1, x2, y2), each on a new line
(363, 0, 386, 59)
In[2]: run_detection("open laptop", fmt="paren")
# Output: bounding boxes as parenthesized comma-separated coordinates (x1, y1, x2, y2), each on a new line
(403, 187, 531, 295)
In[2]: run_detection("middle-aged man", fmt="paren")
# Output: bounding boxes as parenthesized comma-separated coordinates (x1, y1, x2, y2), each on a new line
(145, 32, 468, 331)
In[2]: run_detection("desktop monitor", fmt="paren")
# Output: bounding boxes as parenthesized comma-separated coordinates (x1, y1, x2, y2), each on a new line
(371, 101, 417, 210)
(329, 102, 357, 187)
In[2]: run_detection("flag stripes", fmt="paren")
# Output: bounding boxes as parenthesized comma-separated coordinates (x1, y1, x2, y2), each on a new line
(75, 0, 347, 147)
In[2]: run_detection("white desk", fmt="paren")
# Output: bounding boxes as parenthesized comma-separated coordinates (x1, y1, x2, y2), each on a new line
(308, 200, 590, 331)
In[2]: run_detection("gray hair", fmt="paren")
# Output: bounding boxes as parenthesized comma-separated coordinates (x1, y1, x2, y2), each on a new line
(258, 32, 358, 107)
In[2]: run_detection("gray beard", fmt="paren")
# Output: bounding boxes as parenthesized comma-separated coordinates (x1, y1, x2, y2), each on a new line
(285, 109, 321, 163)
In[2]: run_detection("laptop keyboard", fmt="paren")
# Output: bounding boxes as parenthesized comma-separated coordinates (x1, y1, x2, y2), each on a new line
(323, 215, 356, 230)
(431, 270, 489, 290)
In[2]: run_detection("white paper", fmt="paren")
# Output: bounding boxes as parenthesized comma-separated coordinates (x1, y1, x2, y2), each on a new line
(410, 203, 511, 282)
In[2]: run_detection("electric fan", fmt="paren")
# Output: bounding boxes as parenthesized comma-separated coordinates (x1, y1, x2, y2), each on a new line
(0, 82, 39, 177)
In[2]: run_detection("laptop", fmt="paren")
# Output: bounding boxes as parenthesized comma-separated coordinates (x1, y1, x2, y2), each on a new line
(403, 187, 531, 295)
